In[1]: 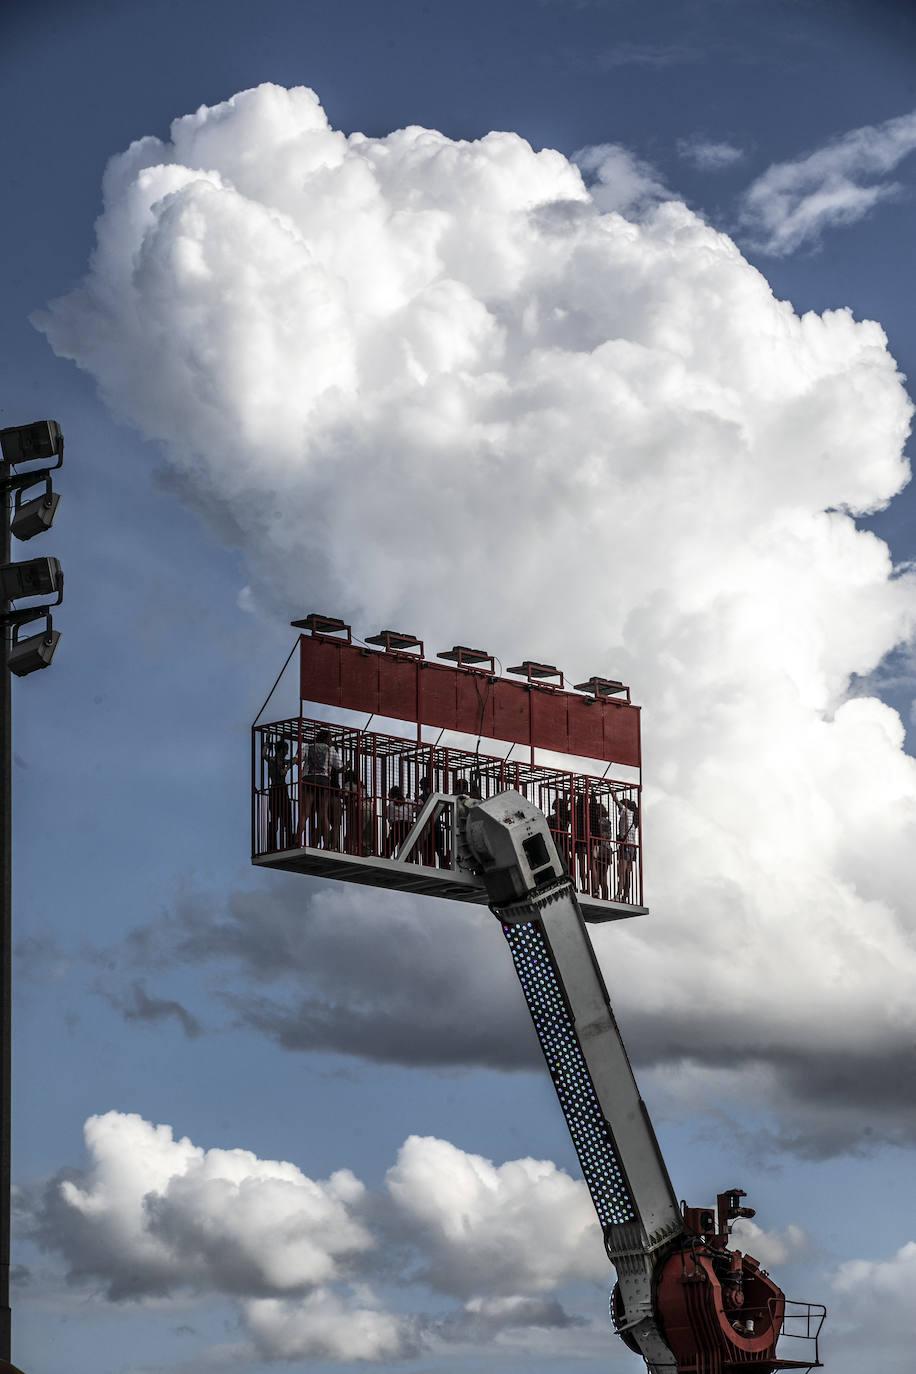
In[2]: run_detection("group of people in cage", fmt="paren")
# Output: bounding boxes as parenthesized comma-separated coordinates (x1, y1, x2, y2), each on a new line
(547, 791, 639, 904)
(262, 731, 639, 903)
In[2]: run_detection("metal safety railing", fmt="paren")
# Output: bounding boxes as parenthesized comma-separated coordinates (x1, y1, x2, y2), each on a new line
(253, 716, 643, 907)
(771, 1298, 827, 1370)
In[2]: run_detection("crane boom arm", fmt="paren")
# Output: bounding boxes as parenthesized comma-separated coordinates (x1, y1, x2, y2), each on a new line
(460, 790, 825, 1374)
(462, 792, 681, 1371)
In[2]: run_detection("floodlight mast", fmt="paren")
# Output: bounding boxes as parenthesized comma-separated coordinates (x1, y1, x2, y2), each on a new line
(0, 445, 9, 1368)
(0, 418, 65, 1373)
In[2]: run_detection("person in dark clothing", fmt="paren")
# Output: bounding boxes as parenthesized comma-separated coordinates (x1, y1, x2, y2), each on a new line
(574, 789, 603, 894)
(265, 739, 294, 850)
(548, 794, 571, 874)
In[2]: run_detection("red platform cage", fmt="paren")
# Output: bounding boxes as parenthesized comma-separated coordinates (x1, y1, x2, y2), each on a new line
(252, 616, 645, 923)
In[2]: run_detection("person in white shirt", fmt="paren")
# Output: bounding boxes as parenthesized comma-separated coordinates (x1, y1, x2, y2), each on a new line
(304, 728, 342, 848)
(386, 784, 415, 856)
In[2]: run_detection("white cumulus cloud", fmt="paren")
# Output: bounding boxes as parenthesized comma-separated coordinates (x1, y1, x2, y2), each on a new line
(739, 108, 916, 254)
(574, 142, 672, 212)
(383, 1134, 607, 1298)
(36, 1111, 372, 1300)
(729, 1216, 811, 1269)
(829, 1239, 916, 1370)
(34, 84, 916, 1153)
(29, 1113, 607, 1362)
(244, 1289, 415, 1362)
(833, 1238, 916, 1302)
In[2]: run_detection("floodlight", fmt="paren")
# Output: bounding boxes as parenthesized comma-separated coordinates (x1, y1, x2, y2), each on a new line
(8, 627, 60, 677)
(0, 419, 62, 465)
(291, 613, 351, 639)
(0, 557, 62, 601)
(437, 645, 494, 669)
(365, 629, 424, 653)
(10, 482, 61, 541)
(508, 660, 563, 684)
(574, 676, 628, 698)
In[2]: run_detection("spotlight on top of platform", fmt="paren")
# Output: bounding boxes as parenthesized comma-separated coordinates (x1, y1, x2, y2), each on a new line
(365, 629, 424, 654)
(574, 676, 629, 699)
(436, 645, 495, 671)
(508, 660, 564, 687)
(290, 613, 351, 639)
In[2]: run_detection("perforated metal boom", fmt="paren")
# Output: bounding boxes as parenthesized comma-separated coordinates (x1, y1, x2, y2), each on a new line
(462, 791, 682, 1373)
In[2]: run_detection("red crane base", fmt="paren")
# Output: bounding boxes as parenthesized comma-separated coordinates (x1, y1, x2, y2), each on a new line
(614, 1243, 822, 1374)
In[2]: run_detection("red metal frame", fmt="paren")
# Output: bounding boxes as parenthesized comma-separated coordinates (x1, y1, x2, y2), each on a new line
(625, 1194, 825, 1373)
(297, 626, 640, 768)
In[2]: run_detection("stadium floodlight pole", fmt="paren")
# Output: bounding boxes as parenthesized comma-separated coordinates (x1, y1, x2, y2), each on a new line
(0, 452, 9, 1365)
(0, 420, 64, 1372)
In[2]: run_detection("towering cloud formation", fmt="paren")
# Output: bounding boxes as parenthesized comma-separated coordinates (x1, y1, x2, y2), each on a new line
(37, 85, 916, 1150)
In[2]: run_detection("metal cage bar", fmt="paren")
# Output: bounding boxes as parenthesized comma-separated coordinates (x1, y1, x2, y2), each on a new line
(253, 716, 644, 911)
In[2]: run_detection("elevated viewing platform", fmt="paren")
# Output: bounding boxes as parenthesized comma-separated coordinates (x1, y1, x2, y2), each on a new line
(252, 616, 646, 923)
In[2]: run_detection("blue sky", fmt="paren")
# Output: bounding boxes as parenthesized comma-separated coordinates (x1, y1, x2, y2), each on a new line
(3, 2, 916, 1372)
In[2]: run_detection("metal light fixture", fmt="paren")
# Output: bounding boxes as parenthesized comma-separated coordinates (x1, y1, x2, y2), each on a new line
(508, 660, 564, 685)
(574, 675, 628, 698)
(8, 620, 60, 677)
(10, 477, 60, 541)
(365, 629, 424, 654)
(437, 645, 494, 670)
(290, 613, 351, 639)
(0, 419, 63, 465)
(0, 556, 62, 602)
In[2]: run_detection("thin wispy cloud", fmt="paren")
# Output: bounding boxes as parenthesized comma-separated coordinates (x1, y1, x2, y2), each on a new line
(739, 108, 916, 254)
(677, 136, 744, 171)
(574, 141, 672, 213)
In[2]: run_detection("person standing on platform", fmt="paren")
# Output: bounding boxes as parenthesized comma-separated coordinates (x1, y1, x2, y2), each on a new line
(386, 784, 415, 856)
(305, 728, 342, 848)
(616, 796, 639, 903)
(548, 794, 571, 875)
(265, 738, 294, 851)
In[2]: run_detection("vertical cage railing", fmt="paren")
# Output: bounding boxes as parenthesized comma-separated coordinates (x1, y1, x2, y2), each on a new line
(253, 718, 642, 906)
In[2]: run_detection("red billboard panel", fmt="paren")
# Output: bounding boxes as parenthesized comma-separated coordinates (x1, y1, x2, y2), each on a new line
(530, 689, 569, 754)
(491, 678, 529, 747)
(378, 654, 418, 721)
(602, 699, 640, 767)
(303, 636, 342, 707)
(567, 695, 605, 760)
(418, 664, 459, 732)
(299, 635, 640, 769)
(339, 648, 379, 716)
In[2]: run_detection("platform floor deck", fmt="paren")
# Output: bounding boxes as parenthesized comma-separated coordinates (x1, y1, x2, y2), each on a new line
(253, 845, 646, 923)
